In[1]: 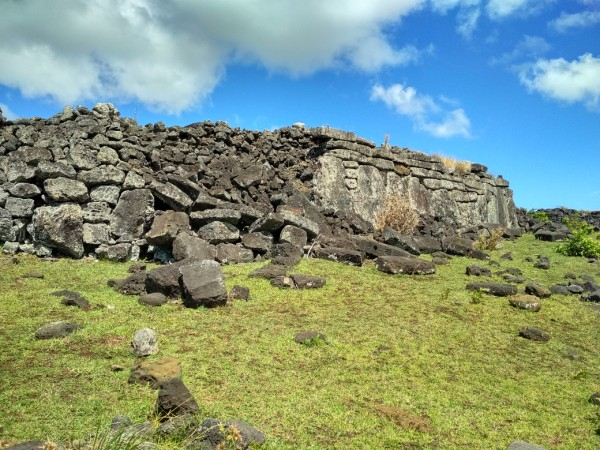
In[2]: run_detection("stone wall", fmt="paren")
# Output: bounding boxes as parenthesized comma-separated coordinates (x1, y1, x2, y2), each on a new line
(312, 127, 517, 232)
(0, 103, 518, 259)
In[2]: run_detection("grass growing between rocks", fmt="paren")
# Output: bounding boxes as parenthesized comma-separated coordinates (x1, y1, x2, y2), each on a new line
(0, 233, 599, 449)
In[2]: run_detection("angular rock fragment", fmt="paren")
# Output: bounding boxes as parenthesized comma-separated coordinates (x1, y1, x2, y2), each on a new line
(376, 256, 436, 275)
(179, 259, 228, 308)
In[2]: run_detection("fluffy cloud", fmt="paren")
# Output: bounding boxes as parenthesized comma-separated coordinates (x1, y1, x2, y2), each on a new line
(549, 10, 600, 33)
(519, 53, 600, 109)
(371, 83, 472, 138)
(0, 0, 424, 114)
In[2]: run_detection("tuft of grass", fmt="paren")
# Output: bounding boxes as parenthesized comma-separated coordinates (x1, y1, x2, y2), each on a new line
(0, 235, 599, 449)
(433, 154, 472, 175)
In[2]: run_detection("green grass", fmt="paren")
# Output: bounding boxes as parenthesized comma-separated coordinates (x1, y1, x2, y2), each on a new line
(1, 234, 599, 449)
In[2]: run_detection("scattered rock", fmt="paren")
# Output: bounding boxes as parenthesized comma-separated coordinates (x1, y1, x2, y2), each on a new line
(376, 256, 436, 275)
(590, 392, 600, 406)
(155, 378, 199, 419)
(534, 256, 550, 270)
(525, 282, 551, 299)
(179, 259, 228, 308)
(506, 441, 547, 450)
(271, 276, 296, 289)
(519, 327, 550, 343)
(580, 290, 600, 303)
(270, 242, 304, 266)
(109, 271, 148, 296)
(129, 356, 181, 388)
(190, 418, 265, 450)
(294, 331, 327, 345)
(51, 290, 91, 310)
(229, 285, 250, 301)
(35, 321, 81, 339)
(466, 282, 517, 297)
(138, 292, 168, 307)
(509, 295, 542, 312)
(248, 264, 288, 280)
(291, 274, 326, 289)
(131, 328, 159, 356)
(466, 265, 491, 277)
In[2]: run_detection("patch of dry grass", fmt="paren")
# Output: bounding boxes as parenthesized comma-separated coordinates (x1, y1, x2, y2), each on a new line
(434, 154, 472, 175)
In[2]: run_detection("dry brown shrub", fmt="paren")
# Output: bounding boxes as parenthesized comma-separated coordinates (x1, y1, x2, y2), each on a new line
(374, 195, 419, 234)
(434, 154, 472, 175)
(473, 227, 506, 251)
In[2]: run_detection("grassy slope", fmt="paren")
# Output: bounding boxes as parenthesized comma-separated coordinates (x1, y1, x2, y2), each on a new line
(0, 233, 599, 449)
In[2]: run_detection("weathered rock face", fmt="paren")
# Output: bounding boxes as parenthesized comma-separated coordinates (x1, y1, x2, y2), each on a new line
(311, 127, 517, 230)
(0, 103, 518, 259)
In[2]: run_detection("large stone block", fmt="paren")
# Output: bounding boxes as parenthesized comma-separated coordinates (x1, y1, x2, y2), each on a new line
(179, 259, 228, 308)
(110, 189, 154, 240)
(32, 203, 84, 258)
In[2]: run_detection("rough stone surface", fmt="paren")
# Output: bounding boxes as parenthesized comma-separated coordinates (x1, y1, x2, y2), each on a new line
(248, 264, 288, 279)
(519, 327, 550, 343)
(229, 285, 250, 301)
(376, 256, 436, 275)
(129, 356, 181, 388)
(279, 225, 308, 248)
(139, 292, 168, 307)
(216, 243, 254, 264)
(509, 295, 542, 312)
(466, 282, 517, 297)
(172, 233, 214, 261)
(155, 378, 199, 418)
(131, 328, 159, 356)
(35, 321, 81, 339)
(179, 259, 228, 308)
(294, 330, 327, 344)
(506, 442, 547, 450)
(0, 106, 519, 263)
(32, 203, 84, 258)
(466, 265, 492, 277)
(314, 247, 364, 266)
(110, 189, 154, 240)
(198, 221, 240, 244)
(145, 210, 190, 247)
(43, 177, 89, 202)
(525, 282, 552, 299)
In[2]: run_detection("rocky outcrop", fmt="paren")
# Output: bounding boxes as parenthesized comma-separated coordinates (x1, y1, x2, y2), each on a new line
(0, 103, 518, 260)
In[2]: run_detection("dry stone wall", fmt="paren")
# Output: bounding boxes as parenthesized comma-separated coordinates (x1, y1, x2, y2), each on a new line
(311, 127, 517, 232)
(0, 103, 518, 259)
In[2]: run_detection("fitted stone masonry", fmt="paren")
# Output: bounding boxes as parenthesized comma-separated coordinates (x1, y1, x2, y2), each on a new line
(0, 103, 518, 259)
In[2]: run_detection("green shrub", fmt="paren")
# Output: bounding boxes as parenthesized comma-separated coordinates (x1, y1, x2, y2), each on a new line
(528, 210, 550, 222)
(556, 216, 600, 258)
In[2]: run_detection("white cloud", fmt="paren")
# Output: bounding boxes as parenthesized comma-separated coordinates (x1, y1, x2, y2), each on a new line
(420, 108, 472, 138)
(0, 103, 18, 120)
(0, 0, 424, 114)
(491, 35, 551, 66)
(549, 10, 600, 33)
(519, 53, 600, 109)
(486, 0, 547, 19)
(371, 83, 472, 138)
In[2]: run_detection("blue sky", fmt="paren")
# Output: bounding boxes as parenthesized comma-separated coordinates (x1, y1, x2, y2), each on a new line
(1, 0, 599, 210)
